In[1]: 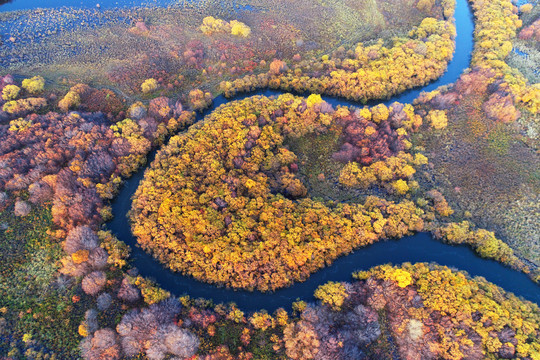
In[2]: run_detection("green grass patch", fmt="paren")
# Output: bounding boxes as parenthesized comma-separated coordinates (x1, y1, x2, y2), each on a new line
(0, 204, 84, 359)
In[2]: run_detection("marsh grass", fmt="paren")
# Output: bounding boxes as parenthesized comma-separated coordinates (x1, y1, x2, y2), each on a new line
(0, 204, 85, 358)
(420, 94, 540, 266)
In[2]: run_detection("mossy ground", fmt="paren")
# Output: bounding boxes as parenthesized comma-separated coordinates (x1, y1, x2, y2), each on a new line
(366, 310, 399, 359)
(419, 94, 540, 265)
(0, 204, 83, 358)
(209, 321, 285, 359)
(285, 129, 353, 202)
(285, 128, 387, 204)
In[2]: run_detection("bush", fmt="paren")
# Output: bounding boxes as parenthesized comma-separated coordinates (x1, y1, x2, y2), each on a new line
(58, 90, 81, 112)
(141, 78, 159, 94)
(97, 293, 112, 311)
(427, 109, 448, 129)
(14, 199, 31, 217)
(2, 84, 20, 100)
(117, 299, 199, 360)
(21, 76, 45, 94)
(283, 321, 319, 359)
(82, 271, 107, 296)
(314, 282, 349, 310)
(64, 226, 99, 255)
(117, 277, 140, 303)
(80, 328, 121, 360)
(88, 247, 109, 269)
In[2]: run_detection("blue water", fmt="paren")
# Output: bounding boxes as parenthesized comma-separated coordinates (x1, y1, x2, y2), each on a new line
(0, 0, 253, 11)
(0, 0, 174, 11)
(110, 90, 540, 313)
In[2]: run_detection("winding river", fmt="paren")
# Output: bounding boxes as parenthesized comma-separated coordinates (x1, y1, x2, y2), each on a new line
(108, 0, 540, 311)
(4, 0, 538, 310)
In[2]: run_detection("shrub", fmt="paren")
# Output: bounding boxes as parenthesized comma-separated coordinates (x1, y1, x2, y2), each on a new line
(519, 3, 532, 13)
(98, 231, 130, 269)
(3, 99, 35, 114)
(28, 181, 53, 204)
(2, 84, 20, 100)
(427, 109, 448, 129)
(21, 76, 45, 94)
(117, 277, 141, 303)
(72, 249, 90, 264)
(13, 199, 31, 216)
(88, 247, 109, 269)
(141, 78, 159, 94)
(85, 309, 99, 334)
(82, 271, 107, 296)
(80, 328, 121, 360)
(64, 226, 99, 254)
(97, 293, 112, 311)
(283, 321, 319, 359)
(134, 276, 170, 305)
(58, 90, 81, 112)
(116, 299, 199, 360)
(314, 282, 349, 310)
(230, 20, 251, 37)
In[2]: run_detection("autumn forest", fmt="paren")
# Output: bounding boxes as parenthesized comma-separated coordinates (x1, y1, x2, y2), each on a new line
(0, 0, 539, 358)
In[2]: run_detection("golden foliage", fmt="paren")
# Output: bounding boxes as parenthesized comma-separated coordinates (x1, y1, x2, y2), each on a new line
(314, 281, 349, 310)
(339, 151, 422, 195)
(249, 311, 275, 330)
(306, 94, 323, 107)
(2, 85, 20, 101)
(469, 0, 538, 114)
(72, 249, 90, 264)
(222, 12, 456, 103)
(354, 263, 540, 359)
(200, 16, 251, 37)
(21, 76, 45, 94)
(141, 78, 159, 93)
(98, 231, 131, 269)
(58, 89, 81, 112)
(78, 323, 89, 337)
(131, 95, 425, 291)
(427, 109, 448, 129)
(384, 267, 412, 287)
(132, 276, 170, 305)
(8, 118, 33, 132)
(230, 20, 251, 38)
(434, 221, 525, 271)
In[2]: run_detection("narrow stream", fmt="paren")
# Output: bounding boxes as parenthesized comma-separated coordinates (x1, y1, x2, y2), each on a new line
(108, 0, 540, 311)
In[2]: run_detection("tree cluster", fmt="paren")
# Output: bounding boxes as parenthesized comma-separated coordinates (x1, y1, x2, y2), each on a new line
(58, 84, 125, 115)
(349, 263, 540, 359)
(200, 16, 251, 38)
(220, 14, 456, 103)
(131, 94, 426, 291)
(469, 0, 539, 114)
(0, 80, 199, 356)
(519, 18, 540, 42)
(283, 262, 538, 359)
(433, 221, 527, 271)
(115, 298, 199, 360)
